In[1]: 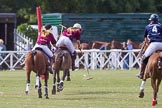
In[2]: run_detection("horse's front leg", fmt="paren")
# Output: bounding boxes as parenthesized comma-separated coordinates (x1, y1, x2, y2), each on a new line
(25, 71, 31, 94)
(52, 69, 57, 95)
(139, 79, 146, 98)
(44, 77, 49, 99)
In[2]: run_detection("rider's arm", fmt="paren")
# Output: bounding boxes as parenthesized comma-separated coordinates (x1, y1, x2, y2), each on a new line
(76, 40, 81, 49)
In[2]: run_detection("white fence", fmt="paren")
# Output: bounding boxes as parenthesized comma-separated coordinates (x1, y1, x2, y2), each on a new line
(14, 29, 34, 51)
(0, 49, 141, 70)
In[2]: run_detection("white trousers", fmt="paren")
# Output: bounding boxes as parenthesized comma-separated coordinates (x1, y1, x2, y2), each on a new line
(144, 42, 162, 58)
(56, 36, 75, 54)
(32, 43, 53, 58)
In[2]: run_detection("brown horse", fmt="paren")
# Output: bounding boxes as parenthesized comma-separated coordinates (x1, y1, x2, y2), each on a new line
(52, 47, 72, 94)
(138, 42, 162, 106)
(25, 49, 50, 99)
(91, 41, 111, 49)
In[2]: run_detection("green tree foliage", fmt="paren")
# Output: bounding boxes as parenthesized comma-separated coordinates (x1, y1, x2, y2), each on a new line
(17, 23, 37, 43)
(0, 0, 162, 24)
(0, 0, 162, 42)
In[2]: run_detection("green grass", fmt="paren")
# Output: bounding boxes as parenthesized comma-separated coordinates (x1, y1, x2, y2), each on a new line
(0, 69, 161, 108)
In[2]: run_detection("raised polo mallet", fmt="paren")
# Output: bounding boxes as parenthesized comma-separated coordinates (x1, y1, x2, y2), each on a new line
(79, 48, 93, 80)
(59, 24, 67, 33)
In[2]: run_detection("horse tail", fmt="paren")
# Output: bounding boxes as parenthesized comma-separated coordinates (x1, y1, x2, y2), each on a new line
(31, 50, 37, 66)
(157, 56, 162, 70)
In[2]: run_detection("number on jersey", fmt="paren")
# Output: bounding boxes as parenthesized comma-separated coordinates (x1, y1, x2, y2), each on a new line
(152, 26, 158, 32)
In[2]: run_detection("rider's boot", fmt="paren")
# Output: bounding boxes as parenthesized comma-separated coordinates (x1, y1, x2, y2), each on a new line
(136, 62, 146, 79)
(48, 56, 55, 74)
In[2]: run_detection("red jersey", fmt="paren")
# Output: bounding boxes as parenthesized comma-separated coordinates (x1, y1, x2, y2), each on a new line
(62, 27, 81, 41)
(37, 32, 56, 46)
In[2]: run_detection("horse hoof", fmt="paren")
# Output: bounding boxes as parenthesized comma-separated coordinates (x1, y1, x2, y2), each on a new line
(39, 95, 42, 98)
(44, 94, 49, 99)
(57, 88, 60, 92)
(139, 91, 144, 98)
(58, 86, 64, 91)
(25, 91, 28, 95)
(152, 100, 157, 106)
(67, 77, 71, 81)
(58, 82, 64, 91)
(35, 85, 38, 89)
(52, 90, 56, 95)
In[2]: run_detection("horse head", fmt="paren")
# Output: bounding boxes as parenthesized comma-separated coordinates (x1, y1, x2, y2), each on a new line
(111, 40, 123, 49)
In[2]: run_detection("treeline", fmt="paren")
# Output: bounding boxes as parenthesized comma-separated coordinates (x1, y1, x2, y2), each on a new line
(0, 0, 162, 25)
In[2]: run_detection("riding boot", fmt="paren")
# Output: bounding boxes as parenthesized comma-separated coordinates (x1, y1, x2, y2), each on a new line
(72, 58, 76, 71)
(136, 62, 146, 79)
(48, 57, 54, 74)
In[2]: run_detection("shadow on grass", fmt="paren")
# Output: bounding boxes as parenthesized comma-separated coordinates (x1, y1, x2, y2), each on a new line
(65, 90, 137, 95)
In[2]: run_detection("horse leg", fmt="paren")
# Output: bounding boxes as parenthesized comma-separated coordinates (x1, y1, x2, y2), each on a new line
(66, 69, 71, 81)
(56, 70, 61, 92)
(58, 69, 68, 92)
(35, 73, 42, 98)
(35, 75, 40, 89)
(44, 78, 49, 99)
(52, 70, 57, 95)
(151, 78, 158, 106)
(25, 70, 31, 94)
(154, 78, 162, 105)
(38, 80, 42, 98)
(139, 79, 146, 98)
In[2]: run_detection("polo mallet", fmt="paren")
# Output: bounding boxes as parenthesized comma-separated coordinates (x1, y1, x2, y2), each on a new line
(59, 24, 67, 34)
(137, 41, 146, 59)
(79, 48, 93, 80)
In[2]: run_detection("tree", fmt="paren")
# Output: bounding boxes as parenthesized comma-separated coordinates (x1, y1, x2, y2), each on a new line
(17, 23, 37, 43)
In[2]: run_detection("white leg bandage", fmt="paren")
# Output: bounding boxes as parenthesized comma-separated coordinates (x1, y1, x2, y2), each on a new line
(140, 80, 146, 91)
(36, 76, 40, 87)
(26, 83, 30, 92)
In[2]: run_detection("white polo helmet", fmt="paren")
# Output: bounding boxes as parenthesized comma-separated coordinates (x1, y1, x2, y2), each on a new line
(73, 23, 82, 29)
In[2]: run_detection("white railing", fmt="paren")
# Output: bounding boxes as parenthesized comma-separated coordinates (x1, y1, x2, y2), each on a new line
(0, 49, 141, 70)
(75, 49, 141, 70)
(14, 29, 34, 51)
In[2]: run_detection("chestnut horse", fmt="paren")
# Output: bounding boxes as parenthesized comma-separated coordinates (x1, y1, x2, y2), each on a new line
(25, 49, 50, 99)
(138, 42, 162, 106)
(91, 41, 111, 49)
(52, 47, 72, 94)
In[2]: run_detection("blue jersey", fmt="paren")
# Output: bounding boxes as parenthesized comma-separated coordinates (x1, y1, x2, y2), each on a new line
(144, 22, 162, 42)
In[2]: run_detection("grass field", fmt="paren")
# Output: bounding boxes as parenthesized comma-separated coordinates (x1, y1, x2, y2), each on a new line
(0, 69, 161, 108)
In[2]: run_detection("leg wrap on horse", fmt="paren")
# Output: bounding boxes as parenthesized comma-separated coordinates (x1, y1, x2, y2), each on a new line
(71, 51, 77, 71)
